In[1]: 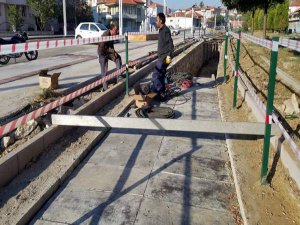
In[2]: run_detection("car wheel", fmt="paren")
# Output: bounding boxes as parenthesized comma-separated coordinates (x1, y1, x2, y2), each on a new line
(76, 35, 82, 39)
(172, 32, 176, 36)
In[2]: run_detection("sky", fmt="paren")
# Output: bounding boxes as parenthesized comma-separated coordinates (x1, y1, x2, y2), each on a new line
(154, 0, 223, 10)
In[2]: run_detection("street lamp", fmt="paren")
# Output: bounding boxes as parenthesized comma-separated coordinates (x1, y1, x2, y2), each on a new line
(119, 0, 123, 35)
(63, 0, 67, 36)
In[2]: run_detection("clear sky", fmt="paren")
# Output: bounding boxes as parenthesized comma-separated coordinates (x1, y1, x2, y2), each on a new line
(154, 0, 223, 10)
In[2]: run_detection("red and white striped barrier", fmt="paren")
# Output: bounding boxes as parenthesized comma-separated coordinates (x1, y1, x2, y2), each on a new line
(241, 32, 272, 49)
(0, 53, 158, 139)
(229, 31, 239, 40)
(0, 35, 124, 55)
(228, 56, 300, 159)
(279, 38, 300, 52)
(128, 31, 158, 35)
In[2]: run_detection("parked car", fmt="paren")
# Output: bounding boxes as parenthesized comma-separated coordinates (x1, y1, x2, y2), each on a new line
(75, 22, 108, 39)
(169, 25, 180, 36)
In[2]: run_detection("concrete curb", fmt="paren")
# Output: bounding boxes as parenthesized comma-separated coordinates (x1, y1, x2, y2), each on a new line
(216, 42, 249, 225)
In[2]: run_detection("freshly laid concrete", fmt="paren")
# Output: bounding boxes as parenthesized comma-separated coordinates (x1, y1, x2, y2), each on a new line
(31, 77, 239, 225)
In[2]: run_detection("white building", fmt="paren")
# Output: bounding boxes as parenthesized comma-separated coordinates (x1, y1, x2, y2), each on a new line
(166, 10, 201, 29)
(0, 0, 36, 32)
(289, 1, 300, 33)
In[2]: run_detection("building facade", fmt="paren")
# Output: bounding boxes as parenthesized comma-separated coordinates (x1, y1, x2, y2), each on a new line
(166, 11, 201, 29)
(97, 0, 146, 32)
(0, 0, 36, 32)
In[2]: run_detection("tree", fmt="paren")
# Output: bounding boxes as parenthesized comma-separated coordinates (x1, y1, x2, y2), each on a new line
(267, 6, 276, 31)
(199, 1, 205, 8)
(8, 5, 23, 32)
(274, 0, 289, 32)
(216, 15, 225, 26)
(27, 0, 56, 31)
(221, 0, 260, 33)
(257, 0, 285, 38)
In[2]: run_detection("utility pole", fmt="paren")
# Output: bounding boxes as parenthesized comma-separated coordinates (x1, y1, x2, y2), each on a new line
(164, 0, 166, 15)
(191, 7, 194, 35)
(63, 0, 67, 36)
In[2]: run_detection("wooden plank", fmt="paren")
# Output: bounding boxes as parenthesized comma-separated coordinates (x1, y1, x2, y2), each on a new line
(52, 115, 281, 136)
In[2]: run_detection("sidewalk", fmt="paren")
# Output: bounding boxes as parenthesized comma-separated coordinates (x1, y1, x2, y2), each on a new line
(30, 76, 239, 225)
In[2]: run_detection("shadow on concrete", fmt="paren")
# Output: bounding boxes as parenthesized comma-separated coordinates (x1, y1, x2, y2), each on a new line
(30, 130, 203, 224)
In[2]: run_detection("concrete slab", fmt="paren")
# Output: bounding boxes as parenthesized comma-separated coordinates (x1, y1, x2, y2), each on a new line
(153, 137, 231, 182)
(62, 163, 149, 196)
(134, 197, 236, 225)
(84, 132, 163, 171)
(144, 172, 235, 212)
(31, 189, 143, 225)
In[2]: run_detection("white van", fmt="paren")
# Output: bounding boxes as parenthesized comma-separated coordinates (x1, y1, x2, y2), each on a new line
(75, 23, 108, 39)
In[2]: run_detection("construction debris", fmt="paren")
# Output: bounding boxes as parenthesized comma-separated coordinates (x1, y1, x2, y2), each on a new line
(282, 94, 300, 115)
(14, 120, 38, 140)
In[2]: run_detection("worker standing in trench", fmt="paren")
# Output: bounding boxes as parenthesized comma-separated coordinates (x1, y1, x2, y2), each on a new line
(152, 12, 174, 100)
(98, 22, 122, 90)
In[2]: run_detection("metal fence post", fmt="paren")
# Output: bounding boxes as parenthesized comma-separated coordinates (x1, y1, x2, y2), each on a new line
(233, 31, 241, 108)
(125, 32, 129, 96)
(184, 29, 185, 41)
(223, 28, 229, 82)
(261, 36, 279, 184)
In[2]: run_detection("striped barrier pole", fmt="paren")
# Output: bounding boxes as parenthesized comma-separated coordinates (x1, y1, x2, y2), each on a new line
(261, 36, 279, 184)
(223, 28, 229, 82)
(233, 31, 241, 108)
(125, 32, 129, 96)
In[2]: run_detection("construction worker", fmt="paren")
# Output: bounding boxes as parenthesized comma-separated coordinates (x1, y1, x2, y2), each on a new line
(98, 22, 122, 90)
(152, 12, 174, 99)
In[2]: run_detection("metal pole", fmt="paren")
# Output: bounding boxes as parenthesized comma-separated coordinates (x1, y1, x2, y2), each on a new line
(191, 8, 194, 36)
(223, 28, 229, 82)
(125, 32, 129, 95)
(261, 36, 279, 184)
(233, 31, 241, 108)
(119, 0, 121, 32)
(63, 0, 67, 36)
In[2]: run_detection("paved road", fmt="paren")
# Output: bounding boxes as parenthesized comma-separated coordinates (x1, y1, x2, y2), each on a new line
(0, 34, 188, 118)
(30, 77, 238, 225)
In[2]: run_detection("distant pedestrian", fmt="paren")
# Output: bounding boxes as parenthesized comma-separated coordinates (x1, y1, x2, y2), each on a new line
(98, 22, 122, 90)
(152, 12, 174, 99)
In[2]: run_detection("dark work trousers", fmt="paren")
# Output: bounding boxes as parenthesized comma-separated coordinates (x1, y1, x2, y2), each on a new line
(152, 60, 168, 93)
(98, 53, 122, 83)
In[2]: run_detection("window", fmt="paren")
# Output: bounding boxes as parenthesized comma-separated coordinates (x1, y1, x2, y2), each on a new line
(80, 24, 89, 30)
(96, 23, 107, 31)
(90, 24, 99, 31)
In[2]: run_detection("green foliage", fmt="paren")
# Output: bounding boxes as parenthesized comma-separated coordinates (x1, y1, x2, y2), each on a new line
(254, 9, 264, 30)
(216, 15, 225, 25)
(199, 1, 204, 7)
(27, 0, 56, 31)
(8, 5, 23, 32)
(274, 0, 289, 31)
(267, 6, 276, 30)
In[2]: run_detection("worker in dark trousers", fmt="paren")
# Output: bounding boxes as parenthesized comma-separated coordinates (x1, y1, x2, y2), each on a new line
(152, 12, 174, 99)
(98, 22, 122, 90)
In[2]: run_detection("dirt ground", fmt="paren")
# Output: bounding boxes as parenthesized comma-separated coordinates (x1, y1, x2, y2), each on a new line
(229, 38, 300, 146)
(217, 42, 300, 225)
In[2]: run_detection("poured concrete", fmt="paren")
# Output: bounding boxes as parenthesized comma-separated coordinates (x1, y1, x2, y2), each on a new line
(31, 76, 238, 224)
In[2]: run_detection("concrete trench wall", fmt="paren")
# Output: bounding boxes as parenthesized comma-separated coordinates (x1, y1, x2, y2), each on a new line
(169, 40, 219, 76)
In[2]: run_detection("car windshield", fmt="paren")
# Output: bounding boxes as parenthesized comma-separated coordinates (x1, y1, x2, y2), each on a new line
(96, 23, 108, 31)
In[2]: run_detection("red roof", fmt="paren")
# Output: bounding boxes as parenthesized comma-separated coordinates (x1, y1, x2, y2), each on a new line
(169, 11, 202, 19)
(99, 0, 145, 5)
(290, 2, 300, 7)
(148, 0, 163, 8)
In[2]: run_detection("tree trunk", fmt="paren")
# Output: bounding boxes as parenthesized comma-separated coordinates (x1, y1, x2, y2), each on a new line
(252, 9, 255, 35)
(263, 5, 268, 39)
